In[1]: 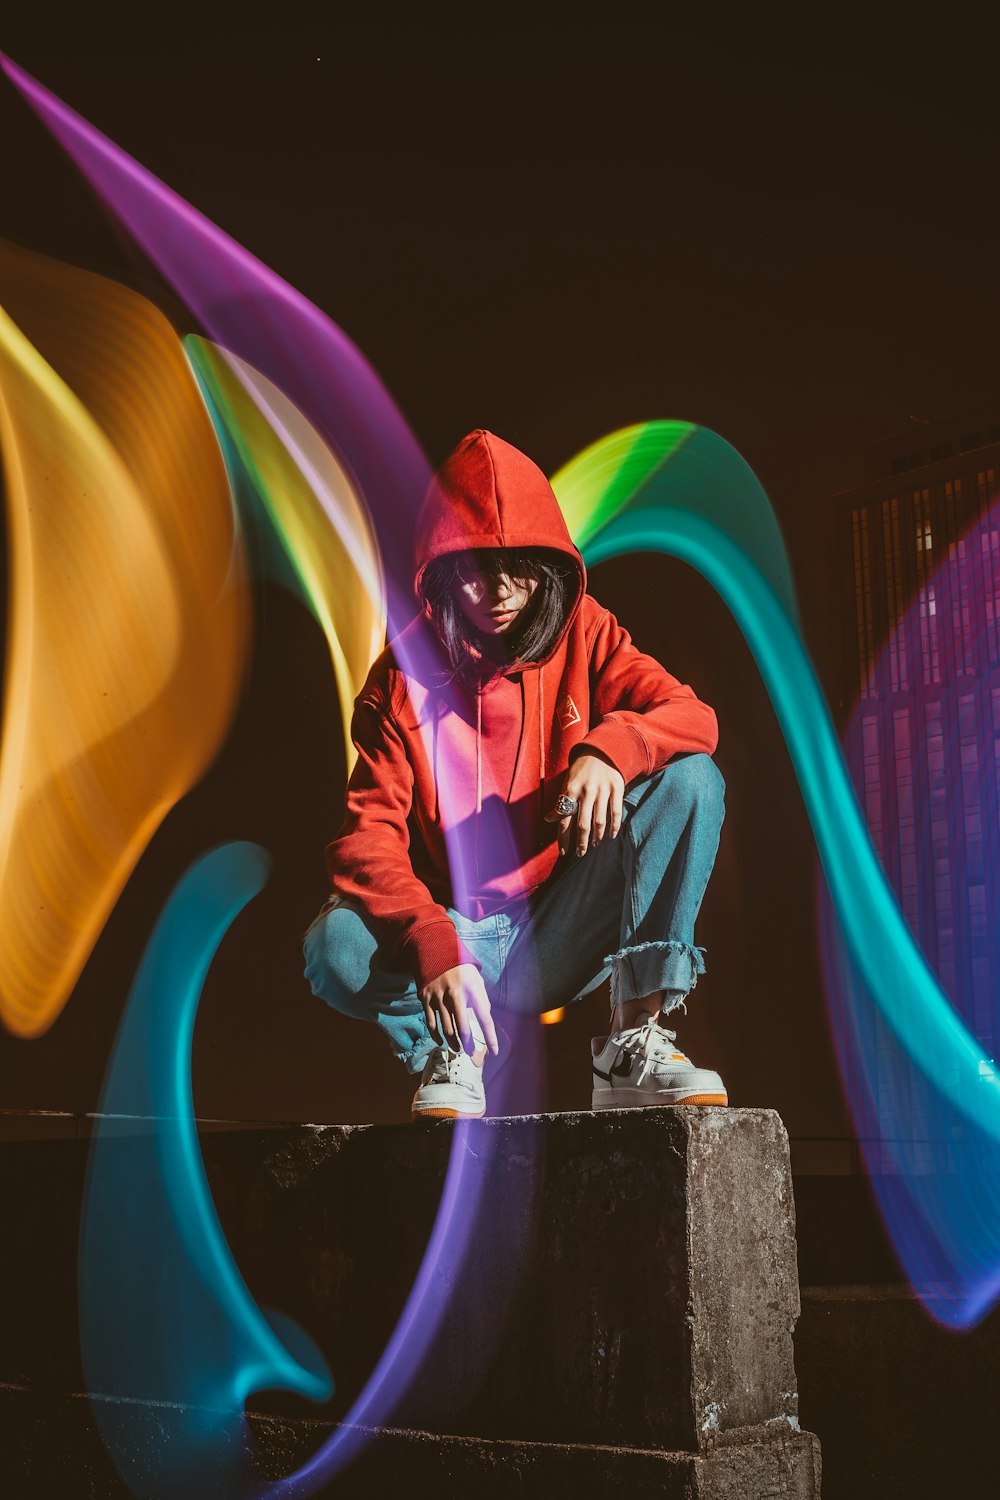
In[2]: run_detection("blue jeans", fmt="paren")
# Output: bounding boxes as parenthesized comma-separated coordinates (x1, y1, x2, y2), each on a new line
(303, 752, 725, 1074)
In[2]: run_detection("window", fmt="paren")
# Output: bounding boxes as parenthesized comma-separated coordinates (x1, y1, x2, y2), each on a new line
(894, 708, 917, 932)
(979, 473, 1000, 665)
(863, 713, 883, 857)
(926, 700, 951, 974)
(882, 498, 909, 691)
(944, 477, 964, 545)
(852, 507, 876, 695)
(944, 479, 973, 673)
(913, 489, 940, 684)
(973, 955, 992, 1050)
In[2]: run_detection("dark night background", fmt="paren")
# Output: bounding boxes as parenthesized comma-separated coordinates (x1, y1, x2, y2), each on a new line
(2, 8, 999, 1149)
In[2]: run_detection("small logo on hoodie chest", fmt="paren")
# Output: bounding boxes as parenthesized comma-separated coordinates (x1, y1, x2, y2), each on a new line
(557, 695, 582, 729)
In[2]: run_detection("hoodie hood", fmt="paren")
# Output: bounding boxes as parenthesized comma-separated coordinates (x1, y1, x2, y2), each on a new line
(413, 429, 587, 664)
(409, 430, 588, 893)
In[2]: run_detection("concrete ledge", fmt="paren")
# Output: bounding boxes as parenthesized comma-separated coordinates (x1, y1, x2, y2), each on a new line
(796, 1284, 1000, 1499)
(0, 1386, 822, 1500)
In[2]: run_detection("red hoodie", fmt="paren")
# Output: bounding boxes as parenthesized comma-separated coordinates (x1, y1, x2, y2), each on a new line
(325, 430, 718, 990)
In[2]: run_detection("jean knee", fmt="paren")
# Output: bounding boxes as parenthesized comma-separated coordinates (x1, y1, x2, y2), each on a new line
(302, 901, 373, 1017)
(660, 752, 725, 815)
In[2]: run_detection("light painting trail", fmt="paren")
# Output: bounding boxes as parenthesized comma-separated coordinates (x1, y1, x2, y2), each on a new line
(0, 56, 545, 1497)
(555, 424, 1000, 1328)
(79, 843, 331, 1500)
(0, 50, 426, 633)
(0, 238, 248, 1037)
(187, 335, 386, 773)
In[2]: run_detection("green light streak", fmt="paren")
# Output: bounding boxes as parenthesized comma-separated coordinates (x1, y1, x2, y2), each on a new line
(554, 425, 1000, 1141)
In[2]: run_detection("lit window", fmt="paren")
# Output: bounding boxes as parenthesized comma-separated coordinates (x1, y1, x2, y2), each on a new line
(913, 490, 939, 684)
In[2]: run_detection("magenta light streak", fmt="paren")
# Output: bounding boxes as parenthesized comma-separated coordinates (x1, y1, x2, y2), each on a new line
(0, 51, 425, 626)
(0, 53, 545, 1495)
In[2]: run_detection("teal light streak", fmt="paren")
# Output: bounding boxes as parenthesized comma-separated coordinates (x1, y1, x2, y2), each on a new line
(80, 843, 331, 1499)
(559, 424, 1000, 1143)
(554, 420, 800, 620)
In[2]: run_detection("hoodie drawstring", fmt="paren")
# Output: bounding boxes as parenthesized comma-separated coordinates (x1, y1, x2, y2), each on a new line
(432, 697, 441, 823)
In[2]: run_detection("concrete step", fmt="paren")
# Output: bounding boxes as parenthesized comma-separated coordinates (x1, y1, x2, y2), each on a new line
(796, 1282, 1000, 1500)
(0, 1385, 822, 1500)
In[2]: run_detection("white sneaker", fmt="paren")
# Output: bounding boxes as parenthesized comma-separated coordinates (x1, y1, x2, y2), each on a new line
(591, 1017, 728, 1109)
(412, 1041, 488, 1119)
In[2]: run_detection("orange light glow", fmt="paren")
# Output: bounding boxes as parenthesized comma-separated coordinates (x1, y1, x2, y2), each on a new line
(540, 1007, 566, 1025)
(0, 241, 249, 1037)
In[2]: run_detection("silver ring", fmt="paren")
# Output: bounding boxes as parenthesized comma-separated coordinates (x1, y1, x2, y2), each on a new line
(554, 793, 579, 817)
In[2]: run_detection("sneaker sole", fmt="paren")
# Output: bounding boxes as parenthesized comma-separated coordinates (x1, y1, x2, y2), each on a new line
(411, 1104, 487, 1120)
(592, 1090, 728, 1110)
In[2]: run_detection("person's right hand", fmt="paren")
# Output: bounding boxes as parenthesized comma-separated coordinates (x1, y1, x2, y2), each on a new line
(418, 964, 500, 1056)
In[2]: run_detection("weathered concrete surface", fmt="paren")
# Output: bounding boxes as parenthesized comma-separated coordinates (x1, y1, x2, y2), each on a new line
(684, 1110, 800, 1441)
(231, 1107, 804, 1456)
(1, 1109, 819, 1496)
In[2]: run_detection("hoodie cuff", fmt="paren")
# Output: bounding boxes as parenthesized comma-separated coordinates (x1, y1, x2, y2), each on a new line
(402, 919, 483, 991)
(571, 719, 650, 785)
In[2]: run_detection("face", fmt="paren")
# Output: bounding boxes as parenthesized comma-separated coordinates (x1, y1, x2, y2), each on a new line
(453, 559, 539, 638)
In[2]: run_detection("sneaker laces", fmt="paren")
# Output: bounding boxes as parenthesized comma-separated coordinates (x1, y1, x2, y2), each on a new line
(424, 1043, 472, 1086)
(617, 1016, 690, 1087)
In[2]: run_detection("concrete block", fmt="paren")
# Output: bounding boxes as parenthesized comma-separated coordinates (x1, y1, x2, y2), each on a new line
(201, 1109, 806, 1453)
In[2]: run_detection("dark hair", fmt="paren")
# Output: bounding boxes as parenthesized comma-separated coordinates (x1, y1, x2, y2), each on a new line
(419, 547, 578, 686)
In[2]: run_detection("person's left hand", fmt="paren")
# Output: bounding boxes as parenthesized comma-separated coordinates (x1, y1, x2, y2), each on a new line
(544, 752, 626, 857)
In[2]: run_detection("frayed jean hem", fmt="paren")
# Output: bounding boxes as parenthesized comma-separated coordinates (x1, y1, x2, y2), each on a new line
(395, 1041, 438, 1076)
(602, 939, 707, 1012)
